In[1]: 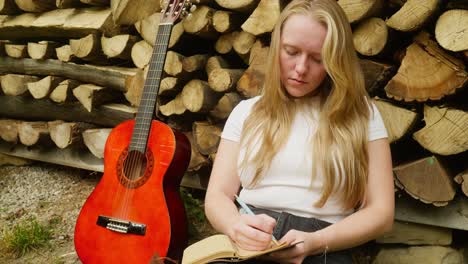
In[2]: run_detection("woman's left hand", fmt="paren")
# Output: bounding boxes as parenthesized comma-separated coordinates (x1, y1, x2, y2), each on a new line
(264, 229, 310, 264)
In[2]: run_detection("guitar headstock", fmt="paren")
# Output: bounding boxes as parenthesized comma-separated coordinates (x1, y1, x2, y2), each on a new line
(161, 0, 196, 24)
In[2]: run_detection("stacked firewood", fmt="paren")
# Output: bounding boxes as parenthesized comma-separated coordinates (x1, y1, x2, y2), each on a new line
(0, 0, 467, 261)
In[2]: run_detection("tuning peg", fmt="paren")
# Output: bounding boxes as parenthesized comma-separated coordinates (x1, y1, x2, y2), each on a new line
(190, 4, 197, 12)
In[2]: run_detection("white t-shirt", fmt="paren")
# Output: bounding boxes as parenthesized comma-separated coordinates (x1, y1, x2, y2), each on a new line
(221, 96, 388, 223)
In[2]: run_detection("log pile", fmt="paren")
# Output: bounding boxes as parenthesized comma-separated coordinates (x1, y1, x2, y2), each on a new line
(0, 0, 467, 261)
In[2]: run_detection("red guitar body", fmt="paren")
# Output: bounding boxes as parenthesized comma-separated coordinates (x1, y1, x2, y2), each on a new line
(74, 120, 190, 263)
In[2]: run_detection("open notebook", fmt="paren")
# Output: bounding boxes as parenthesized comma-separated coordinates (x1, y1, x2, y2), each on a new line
(182, 234, 302, 264)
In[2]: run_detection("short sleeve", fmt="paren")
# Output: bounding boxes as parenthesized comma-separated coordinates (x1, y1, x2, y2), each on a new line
(369, 102, 388, 141)
(221, 101, 247, 142)
(221, 97, 260, 142)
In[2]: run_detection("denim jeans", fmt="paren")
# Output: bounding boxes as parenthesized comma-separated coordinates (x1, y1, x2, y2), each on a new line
(214, 206, 353, 264)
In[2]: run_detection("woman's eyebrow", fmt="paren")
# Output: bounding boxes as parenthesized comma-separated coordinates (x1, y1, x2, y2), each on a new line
(282, 43, 321, 54)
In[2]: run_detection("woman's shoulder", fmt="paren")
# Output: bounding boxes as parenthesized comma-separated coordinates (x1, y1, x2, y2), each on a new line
(233, 96, 262, 114)
(240, 96, 261, 107)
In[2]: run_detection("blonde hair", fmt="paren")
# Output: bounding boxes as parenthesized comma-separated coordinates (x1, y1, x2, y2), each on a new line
(240, 0, 371, 210)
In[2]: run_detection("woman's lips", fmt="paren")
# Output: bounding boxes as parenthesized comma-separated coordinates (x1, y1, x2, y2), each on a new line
(289, 78, 307, 85)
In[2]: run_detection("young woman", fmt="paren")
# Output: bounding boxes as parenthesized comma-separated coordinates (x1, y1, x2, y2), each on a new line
(204, 0, 394, 263)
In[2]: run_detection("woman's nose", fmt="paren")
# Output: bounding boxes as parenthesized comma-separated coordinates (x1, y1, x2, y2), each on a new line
(295, 55, 308, 75)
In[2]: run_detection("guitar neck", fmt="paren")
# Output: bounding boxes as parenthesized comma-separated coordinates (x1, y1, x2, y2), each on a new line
(130, 23, 173, 153)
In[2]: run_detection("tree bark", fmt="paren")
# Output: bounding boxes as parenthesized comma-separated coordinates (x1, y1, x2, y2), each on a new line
(0, 95, 135, 126)
(0, 57, 144, 94)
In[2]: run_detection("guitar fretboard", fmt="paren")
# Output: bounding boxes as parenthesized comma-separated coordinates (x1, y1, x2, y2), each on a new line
(129, 23, 173, 153)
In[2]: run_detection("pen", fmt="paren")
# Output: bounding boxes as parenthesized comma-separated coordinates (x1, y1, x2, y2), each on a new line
(234, 194, 278, 243)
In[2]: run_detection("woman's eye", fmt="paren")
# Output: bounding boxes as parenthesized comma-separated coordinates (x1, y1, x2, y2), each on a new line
(312, 57, 322, 64)
(285, 49, 297, 55)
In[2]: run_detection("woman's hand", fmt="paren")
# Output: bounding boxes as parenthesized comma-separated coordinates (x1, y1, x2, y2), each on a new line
(228, 213, 276, 251)
(265, 229, 312, 264)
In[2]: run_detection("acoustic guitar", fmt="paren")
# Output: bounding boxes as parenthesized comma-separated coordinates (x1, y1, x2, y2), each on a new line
(74, 1, 193, 263)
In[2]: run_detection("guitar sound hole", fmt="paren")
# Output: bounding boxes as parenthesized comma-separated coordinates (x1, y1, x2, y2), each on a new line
(117, 149, 153, 189)
(123, 150, 147, 181)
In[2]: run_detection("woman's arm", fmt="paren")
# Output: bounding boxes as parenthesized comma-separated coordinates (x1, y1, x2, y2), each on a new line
(205, 139, 276, 251)
(305, 138, 395, 254)
(276, 138, 394, 259)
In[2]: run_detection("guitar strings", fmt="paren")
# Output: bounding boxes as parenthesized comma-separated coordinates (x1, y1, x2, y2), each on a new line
(118, 23, 172, 220)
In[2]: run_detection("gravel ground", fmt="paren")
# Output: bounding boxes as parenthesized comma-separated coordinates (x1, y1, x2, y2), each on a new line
(0, 162, 99, 264)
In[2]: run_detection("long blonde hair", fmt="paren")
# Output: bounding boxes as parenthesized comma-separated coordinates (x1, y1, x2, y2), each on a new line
(240, 0, 371, 210)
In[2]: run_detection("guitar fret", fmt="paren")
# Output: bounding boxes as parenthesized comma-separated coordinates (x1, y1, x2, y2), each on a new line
(130, 22, 172, 150)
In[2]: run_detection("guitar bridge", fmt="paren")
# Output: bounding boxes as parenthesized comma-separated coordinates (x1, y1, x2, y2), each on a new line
(97, 215, 146, 236)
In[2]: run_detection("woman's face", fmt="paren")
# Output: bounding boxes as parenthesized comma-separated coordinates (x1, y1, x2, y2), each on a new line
(279, 14, 327, 98)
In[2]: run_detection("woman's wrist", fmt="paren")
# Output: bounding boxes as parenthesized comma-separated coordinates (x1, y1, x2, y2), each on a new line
(306, 229, 331, 256)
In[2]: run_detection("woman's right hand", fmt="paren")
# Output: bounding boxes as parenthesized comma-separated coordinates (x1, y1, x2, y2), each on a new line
(228, 213, 277, 251)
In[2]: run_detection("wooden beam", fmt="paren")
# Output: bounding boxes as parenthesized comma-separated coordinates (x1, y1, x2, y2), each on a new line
(0, 140, 207, 189)
(0, 95, 135, 127)
(0, 140, 103, 171)
(0, 57, 143, 93)
(395, 193, 468, 231)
